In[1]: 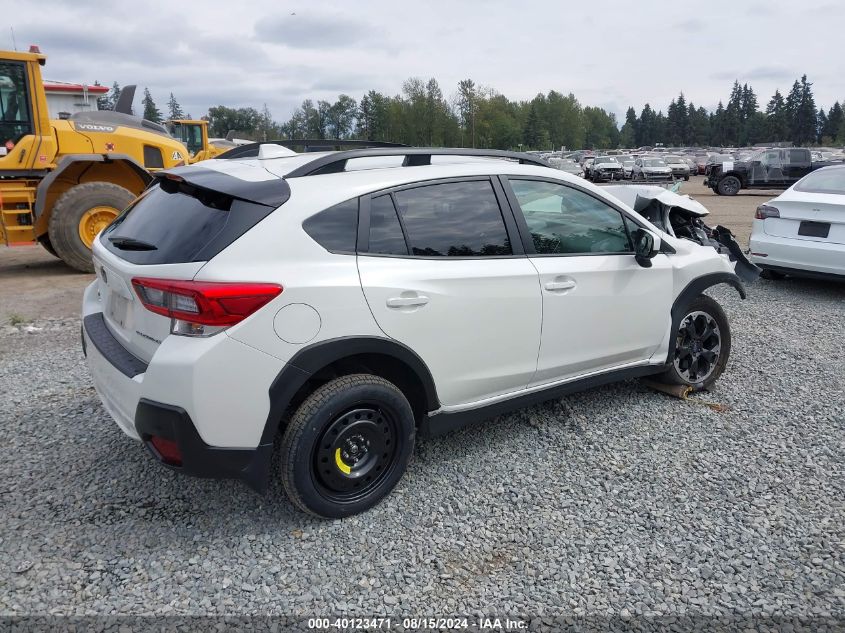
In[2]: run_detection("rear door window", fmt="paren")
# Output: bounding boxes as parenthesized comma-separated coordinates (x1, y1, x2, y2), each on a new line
(392, 180, 512, 256)
(100, 181, 275, 265)
(368, 195, 408, 255)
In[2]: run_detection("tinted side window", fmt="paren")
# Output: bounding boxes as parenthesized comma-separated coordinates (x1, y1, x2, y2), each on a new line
(393, 180, 511, 257)
(368, 195, 408, 255)
(789, 149, 808, 164)
(303, 199, 357, 253)
(510, 180, 632, 255)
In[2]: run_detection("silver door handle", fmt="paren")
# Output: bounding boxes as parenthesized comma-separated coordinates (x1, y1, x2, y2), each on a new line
(544, 280, 576, 291)
(386, 295, 429, 308)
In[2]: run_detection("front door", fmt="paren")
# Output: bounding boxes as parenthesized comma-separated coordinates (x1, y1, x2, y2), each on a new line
(504, 177, 673, 386)
(357, 179, 542, 407)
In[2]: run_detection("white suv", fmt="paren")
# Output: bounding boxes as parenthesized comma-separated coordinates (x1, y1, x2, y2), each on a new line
(82, 146, 749, 518)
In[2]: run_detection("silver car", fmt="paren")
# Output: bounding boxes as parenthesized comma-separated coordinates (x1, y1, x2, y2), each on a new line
(549, 157, 584, 178)
(632, 157, 674, 182)
(663, 155, 691, 181)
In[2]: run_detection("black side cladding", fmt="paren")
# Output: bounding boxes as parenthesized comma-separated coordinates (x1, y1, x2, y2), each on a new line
(83, 313, 148, 377)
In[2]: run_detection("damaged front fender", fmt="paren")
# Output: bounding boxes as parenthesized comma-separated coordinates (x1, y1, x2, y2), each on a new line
(604, 185, 761, 282)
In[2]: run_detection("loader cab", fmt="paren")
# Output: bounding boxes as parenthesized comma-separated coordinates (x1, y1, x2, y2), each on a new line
(166, 119, 208, 160)
(0, 62, 34, 149)
(0, 49, 55, 171)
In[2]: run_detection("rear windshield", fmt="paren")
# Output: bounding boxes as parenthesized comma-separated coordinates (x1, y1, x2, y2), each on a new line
(794, 167, 845, 195)
(100, 182, 275, 264)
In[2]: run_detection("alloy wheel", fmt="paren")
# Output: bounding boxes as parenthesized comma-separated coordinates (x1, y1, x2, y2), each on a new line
(673, 311, 722, 383)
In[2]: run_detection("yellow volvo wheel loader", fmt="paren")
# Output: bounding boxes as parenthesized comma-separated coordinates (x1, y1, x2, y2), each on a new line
(165, 119, 232, 163)
(0, 47, 207, 272)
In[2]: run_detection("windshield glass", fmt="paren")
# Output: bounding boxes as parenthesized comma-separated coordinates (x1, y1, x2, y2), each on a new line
(664, 156, 682, 162)
(643, 159, 666, 167)
(0, 61, 33, 146)
(595, 156, 618, 163)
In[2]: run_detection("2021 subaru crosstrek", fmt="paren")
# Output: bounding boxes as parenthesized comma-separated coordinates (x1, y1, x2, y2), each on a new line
(82, 146, 748, 518)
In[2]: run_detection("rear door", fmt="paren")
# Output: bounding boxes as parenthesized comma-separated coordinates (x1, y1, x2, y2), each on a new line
(356, 178, 542, 408)
(503, 177, 672, 385)
(783, 149, 813, 183)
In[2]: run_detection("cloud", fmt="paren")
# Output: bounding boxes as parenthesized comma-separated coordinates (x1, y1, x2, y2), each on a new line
(254, 12, 389, 50)
(2, 0, 842, 126)
(675, 18, 705, 32)
(710, 67, 796, 82)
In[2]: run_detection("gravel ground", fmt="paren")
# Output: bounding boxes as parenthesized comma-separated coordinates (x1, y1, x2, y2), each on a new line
(1, 279, 843, 631)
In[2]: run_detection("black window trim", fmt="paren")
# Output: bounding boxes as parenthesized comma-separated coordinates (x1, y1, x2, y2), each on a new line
(0, 59, 35, 143)
(356, 175, 526, 260)
(498, 175, 655, 258)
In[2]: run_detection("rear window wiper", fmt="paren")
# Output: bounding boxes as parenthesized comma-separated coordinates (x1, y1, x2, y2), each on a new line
(108, 236, 158, 251)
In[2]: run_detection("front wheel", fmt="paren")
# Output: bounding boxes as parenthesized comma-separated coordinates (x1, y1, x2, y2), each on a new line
(658, 294, 731, 391)
(717, 175, 741, 196)
(280, 374, 415, 518)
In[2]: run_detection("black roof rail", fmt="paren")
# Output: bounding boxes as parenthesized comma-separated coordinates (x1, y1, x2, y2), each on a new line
(216, 139, 409, 160)
(284, 147, 551, 178)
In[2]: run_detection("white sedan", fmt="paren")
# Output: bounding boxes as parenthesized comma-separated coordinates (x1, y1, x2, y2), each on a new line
(749, 165, 845, 280)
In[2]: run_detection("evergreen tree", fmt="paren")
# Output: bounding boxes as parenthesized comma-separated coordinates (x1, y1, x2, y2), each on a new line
(793, 75, 817, 145)
(522, 103, 541, 149)
(826, 102, 844, 144)
(723, 81, 742, 145)
(619, 106, 638, 147)
(167, 93, 185, 120)
(711, 101, 726, 146)
(637, 104, 656, 146)
(739, 83, 759, 145)
(816, 108, 828, 144)
(142, 87, 162, 123)
(765, 90, 788, 142)
(109, 82, 122, 112)
(93, 81, 111, 110)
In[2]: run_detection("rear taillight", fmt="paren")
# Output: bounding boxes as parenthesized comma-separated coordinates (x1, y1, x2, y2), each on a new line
(132, 277, 282, 337)
(755, 204, 780, 220)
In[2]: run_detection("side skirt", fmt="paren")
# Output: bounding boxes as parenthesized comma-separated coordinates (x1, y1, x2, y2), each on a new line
(419, 364, 664, 438)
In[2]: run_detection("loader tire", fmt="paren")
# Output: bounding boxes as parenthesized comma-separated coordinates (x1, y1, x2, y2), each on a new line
(48, 182, 134, 273)
(37, 236, 58, 258)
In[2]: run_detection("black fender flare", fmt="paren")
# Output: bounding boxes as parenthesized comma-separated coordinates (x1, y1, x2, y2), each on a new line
(243, 336, 440, 493)
(34, 153, 151, 219)
(666, 272, 745, 364)
(266, 336, 440, 437)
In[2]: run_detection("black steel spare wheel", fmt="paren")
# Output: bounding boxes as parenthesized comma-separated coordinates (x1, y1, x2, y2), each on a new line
(315, 406, 398, 501)
(674, 310, 721, 383)
(280, 374, 415, 518)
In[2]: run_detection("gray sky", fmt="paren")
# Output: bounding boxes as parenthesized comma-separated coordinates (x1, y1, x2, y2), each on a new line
(4, 0, 843, 123)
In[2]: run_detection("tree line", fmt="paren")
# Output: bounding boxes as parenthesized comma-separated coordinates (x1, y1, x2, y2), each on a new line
(95, 82, 191, 122)
(95, 75, 845, 149)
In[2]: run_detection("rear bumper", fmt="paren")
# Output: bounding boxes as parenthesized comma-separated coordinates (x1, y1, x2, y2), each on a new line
(135, 399, 273, 491)
(83, 313, 144, 440)
(749, 229, 845, 277)
(81, 301, 281, 492)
